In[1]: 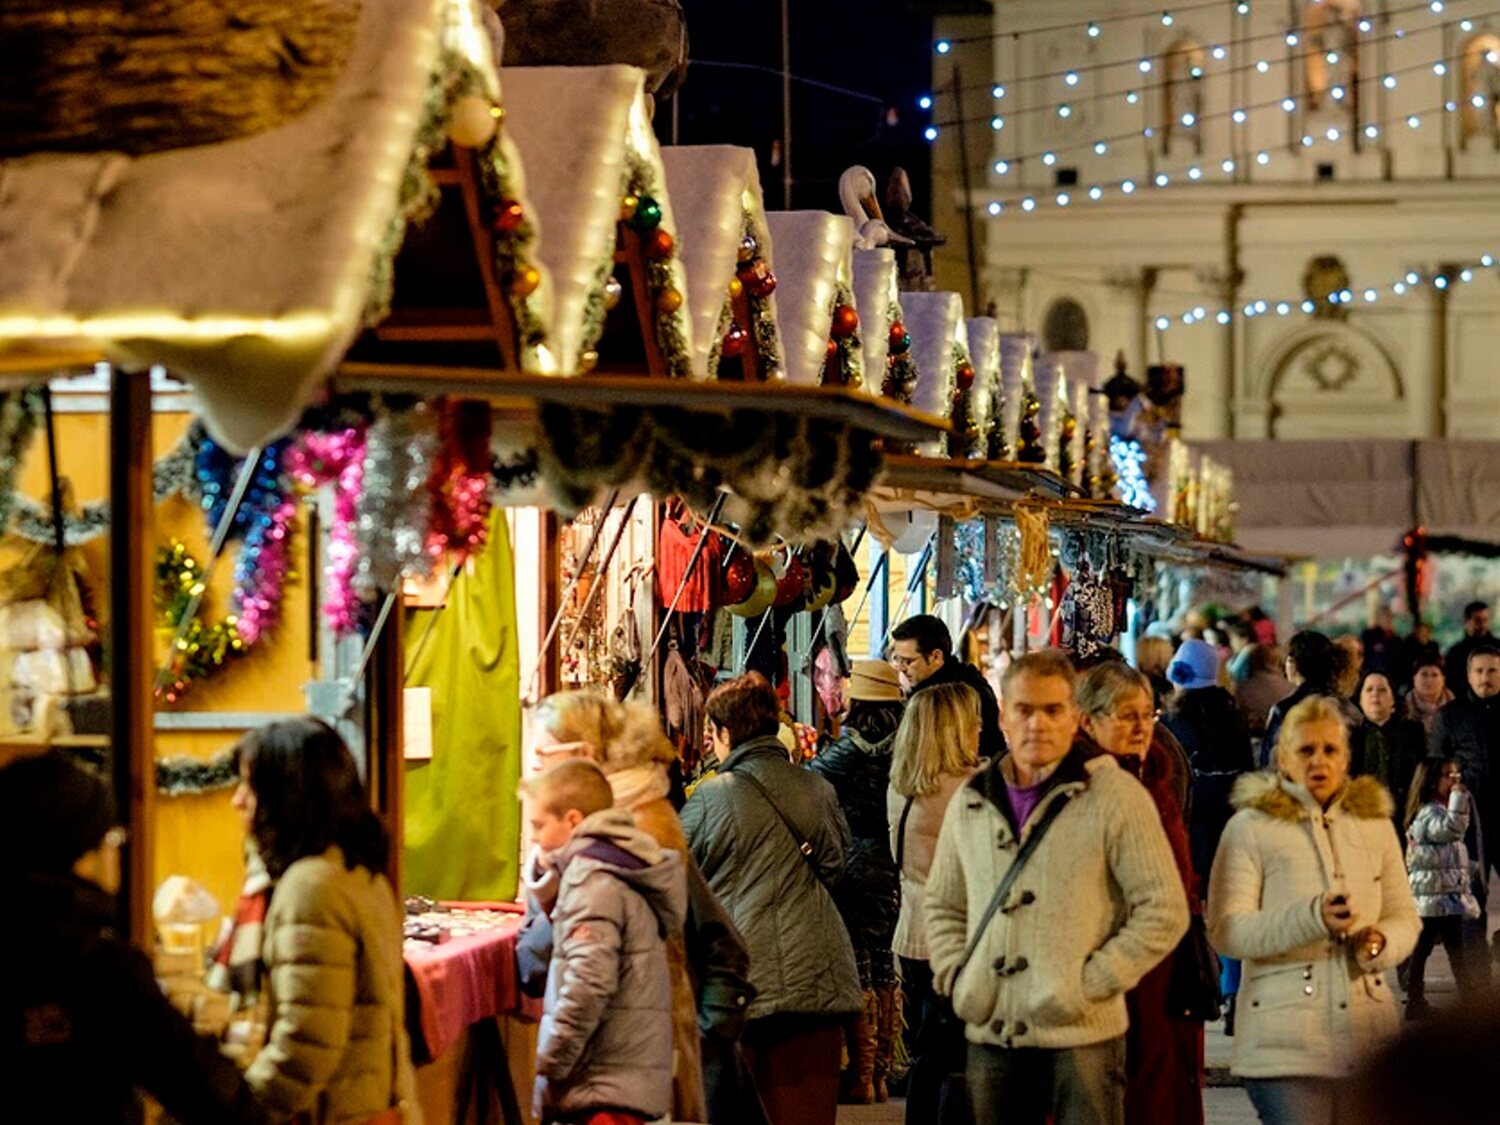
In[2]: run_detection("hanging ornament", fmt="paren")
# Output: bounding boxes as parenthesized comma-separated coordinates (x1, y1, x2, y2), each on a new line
(956, 363, 976, 391)
(825, 339, 839, 363)
(657, 287, 684, 314)
(426, 401, 494, 563)
(620, 194, 640, 223)
(287, 425, 371, 635)
(493, 200, 526, 234)
(603, 275, 624, 310)
(354, 402, 439, 598)
(645, 229, 675, 260)
(738, 234, 758, 262)
(738, 259, 777, 298)
(831, 304, 859, 339)
(154, 540, 253, 704)
(888, 321, 911, 354)
(629, 196, 664, 232)
(728, 276, 745, 300)
(721, 322, 749, 357)
(510, 266, 542, 298)
(448, 95, 500, 148)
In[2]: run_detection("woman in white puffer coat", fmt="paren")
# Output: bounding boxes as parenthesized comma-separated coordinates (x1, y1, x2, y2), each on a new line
(1208, 696, 1420, 1125)
(1402, 755, 1485, 1018)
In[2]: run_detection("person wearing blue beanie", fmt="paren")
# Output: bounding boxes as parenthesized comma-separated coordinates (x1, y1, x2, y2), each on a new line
(1167, 639, 1222, 692)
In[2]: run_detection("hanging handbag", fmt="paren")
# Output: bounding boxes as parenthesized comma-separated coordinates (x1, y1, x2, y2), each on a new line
(1166, 913, 1223, 1022)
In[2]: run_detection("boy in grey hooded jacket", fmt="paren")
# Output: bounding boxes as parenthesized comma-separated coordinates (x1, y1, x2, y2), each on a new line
(523, 760, 688, 1124)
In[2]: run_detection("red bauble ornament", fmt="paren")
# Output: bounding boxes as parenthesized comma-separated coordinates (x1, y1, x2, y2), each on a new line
(831, 304, 859, 338)
(956, 364, 976, 391)
(645, 229, 675, 260)
(721, 323, 749, 357)
(826, 338, 840, 363)
(721, 551, 756, 605)
(739, 259, 777, 298)
(493, 200, 525, 233)
(888, 321, 908, 347)
(772, 551, 809, 608)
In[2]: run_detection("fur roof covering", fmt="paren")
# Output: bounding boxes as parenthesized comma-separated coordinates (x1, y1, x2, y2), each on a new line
(1230, 771, 1395, 823)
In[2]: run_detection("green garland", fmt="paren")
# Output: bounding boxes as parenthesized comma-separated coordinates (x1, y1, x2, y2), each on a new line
(827, 282, 863, 389)
(882, 301, 917, 405)
(947, 341, 979, 459)
(156, 749, 239, 797)
(155, 539, 254, 705)
(0, 388, 44, 536)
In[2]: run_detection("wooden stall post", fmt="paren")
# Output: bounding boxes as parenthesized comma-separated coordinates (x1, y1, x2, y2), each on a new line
(109, 370, 156, 949)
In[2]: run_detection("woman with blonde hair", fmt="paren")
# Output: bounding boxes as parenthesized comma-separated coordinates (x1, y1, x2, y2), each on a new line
(1208, 696, 1420, 1124)
(887, 681, 980, 1125)
(1135, 634, 1176, 710)
(532, 692, 757, 1125)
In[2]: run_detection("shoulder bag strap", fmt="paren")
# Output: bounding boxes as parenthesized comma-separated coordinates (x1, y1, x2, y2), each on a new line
(951, 790, 1074, 985)
(894, 795, 916, 873)
(728, 766, 825, 883)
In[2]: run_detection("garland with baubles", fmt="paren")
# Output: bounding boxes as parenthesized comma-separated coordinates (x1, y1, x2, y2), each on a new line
(824, 286, 863, 388)
(948, 342, 979, 459)
(882, 305, 917, 404)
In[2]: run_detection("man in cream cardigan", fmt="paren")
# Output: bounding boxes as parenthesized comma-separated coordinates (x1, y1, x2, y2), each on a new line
(925, 650, 1188, 1125)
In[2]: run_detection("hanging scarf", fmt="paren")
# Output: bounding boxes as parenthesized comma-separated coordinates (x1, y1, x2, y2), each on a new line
(205, 845, 271, 1006)
(606, 763, 671, 811)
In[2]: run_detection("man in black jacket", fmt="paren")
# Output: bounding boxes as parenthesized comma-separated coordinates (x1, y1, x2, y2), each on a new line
(889, 614, 1006, 760)
(1445, 601, 1495, 694)
(1433, 642, 1500, 889)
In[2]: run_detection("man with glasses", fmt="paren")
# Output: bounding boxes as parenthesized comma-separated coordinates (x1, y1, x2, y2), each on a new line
(888, 614, 1005, 760)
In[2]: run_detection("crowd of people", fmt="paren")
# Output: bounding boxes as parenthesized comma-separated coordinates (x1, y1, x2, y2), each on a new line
(8, 599, 1500, 1125)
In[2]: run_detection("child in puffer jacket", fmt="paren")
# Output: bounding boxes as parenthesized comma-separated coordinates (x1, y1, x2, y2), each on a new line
(520, 759, 687, 1125)
(1404, 756, 1485, 1018)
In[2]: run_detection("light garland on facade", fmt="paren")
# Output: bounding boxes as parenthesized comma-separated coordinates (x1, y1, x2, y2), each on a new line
(1110, 436, 1155, 512)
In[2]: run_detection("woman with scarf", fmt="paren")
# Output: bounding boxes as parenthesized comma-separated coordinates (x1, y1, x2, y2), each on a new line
(530, 692, 758, 1125)
(1402, 653, 1454, 736)
(810, 661, 906, 1104)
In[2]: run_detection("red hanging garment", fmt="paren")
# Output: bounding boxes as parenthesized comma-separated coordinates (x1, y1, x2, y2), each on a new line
(656, 509, 723, 612)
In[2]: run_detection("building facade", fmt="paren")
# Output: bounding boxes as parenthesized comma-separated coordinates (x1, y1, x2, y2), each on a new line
(930, 0, 1500, 440)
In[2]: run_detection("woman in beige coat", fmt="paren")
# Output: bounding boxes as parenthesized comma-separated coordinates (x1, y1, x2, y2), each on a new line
(1208, 696, 1420, 1125)
(232, 719, 418, 1124)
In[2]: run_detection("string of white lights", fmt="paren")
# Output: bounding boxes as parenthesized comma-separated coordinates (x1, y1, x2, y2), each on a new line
(920, 15, 1493, 146)
(1148, 252, 1499, 332)
(925, 0, 1468, 98)
(959, 48, 1484, 187)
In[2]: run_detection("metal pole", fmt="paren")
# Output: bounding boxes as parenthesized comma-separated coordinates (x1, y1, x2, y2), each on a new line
(781, 0, 793, 209)
(812, 525, 868, 653)
(647, 491, 729, 665)
(881, 534, 937, 650)
(347, 590, 399, 693)
(952, 62, 982, 312)
(843, 547, 890, 640)
(739, 607, 775, 675)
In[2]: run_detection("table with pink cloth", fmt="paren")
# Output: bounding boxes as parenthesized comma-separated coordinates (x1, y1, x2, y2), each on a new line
(403, 902, 543, 1063)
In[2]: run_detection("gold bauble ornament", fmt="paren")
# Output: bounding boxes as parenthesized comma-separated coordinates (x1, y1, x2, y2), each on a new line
(657, 287, 684, 314)
(620, 194, 640, 222)
(510, 267, 542, 298)
(448, 95, 500, 148)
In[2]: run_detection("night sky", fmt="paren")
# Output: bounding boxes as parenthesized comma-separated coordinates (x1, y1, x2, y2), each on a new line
(661, 1, 938, 215)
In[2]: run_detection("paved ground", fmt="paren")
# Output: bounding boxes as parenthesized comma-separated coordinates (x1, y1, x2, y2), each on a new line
(835, 944, 1465, 1125)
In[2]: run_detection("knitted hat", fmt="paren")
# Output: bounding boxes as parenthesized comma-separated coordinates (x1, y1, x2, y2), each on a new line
(849, 660, 903, 703)
(1167, 638, 1220, 692)
(0, 750, 116, 874)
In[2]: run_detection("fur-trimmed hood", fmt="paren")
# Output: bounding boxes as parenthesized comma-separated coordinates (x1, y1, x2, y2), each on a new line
(1230, 770, 1394, 822)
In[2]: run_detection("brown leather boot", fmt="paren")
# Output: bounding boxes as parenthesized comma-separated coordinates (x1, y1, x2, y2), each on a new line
(873, 982, 901, 1103)
(841, 988, 878, 1104)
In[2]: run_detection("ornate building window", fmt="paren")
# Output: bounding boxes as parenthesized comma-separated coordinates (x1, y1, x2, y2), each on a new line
(1303, 0, 1361, 125)
(1461, 33, 1500, 147)
(1043, 298, 1090, 351)
(1162, 38, 1206, 154)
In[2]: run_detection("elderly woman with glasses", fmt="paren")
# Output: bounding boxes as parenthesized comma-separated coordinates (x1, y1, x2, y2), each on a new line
(1077, 662, 1205, 1125)
(1208, 696, 1420, 1125)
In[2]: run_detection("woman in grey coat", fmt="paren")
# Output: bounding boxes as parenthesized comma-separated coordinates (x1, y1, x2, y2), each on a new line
(681, 673, 862, 1125)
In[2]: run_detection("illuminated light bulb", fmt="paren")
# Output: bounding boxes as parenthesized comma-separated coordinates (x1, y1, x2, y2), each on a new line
(1236, 1, 1250, 14)
(1162, 12, 1174, 26)
(1255, 300, 1268, 313)
(993, 84, 1007, 99)
(1474, 94, 1488, 109)
(1276, 302, 1291, 315)
(1155, 316, 1170, 330)
(1331, 86, 1346, 101)
(987, 201, 1003, 216)
(1462, 19, 1474, 31)
(994, 115, 1007, 128)
(924, 126, 939, 141)
(1406, 271, 1420, 284)
(1301, 299, 1316, 313)
(1144, 126, 1157, 138)
(1126, 90, 1140, 105)
(1217, 311, 1231, 325)
(1483, 255, 1496, 267)
(1329, 291, 1342, 304)
(1393, 282, 1408, 294)
(1212, 46, 1227, 60)
(1182, 112, 1197, 127)
(1283, 97, 1296, 112)
(1121, 179, 1136, 194)
(1446, 101, 1459, 113)
(1233, 109, 1248, 123)
(1222, 158, 1236, 172)
(1364, 289, 1378, 302)
(1434, 62, 1448, 76)
(1182, 313, 1194, 325)
(1057, 105, 1072, 119)
(1383, 75, 1397, 89)
(1435, 275, 1449, 289)
(1256, 60, 1270, 74)
(1326, 127, 1341, 141)
(1408, 115, 1421, 128)
(1461, 268, 1474, 282)
(1155, 172, 1170, 186)
(1327, 51, 1341, 65)
(1088, 186, 1104, 200)
(994, 160, 1011, 174)
(1395, 28, 1406, 39)
(1057, 192, 1071, 207)
(1340, 289, 1354, 303)
(1301, 134, 1314, 147)
(935, 40, 952, 55)
(1094, 141, 1108, 155)
(1064, 71, 1080, 87)
(1042, 151, 1057, 166)
(1193, 306, 1206, 320)
(1190, 65, 1205, 79)
(1021, 197, 1037, 212)
(1188, 166, 1203, 180)
(1256, 151, 1270, 165)
(1286, 32, 1299, 46)
(918, 94, 933, 110)
(1358, 18, 1373, 32)
(1365, 124, 1380, 139)
(1430, 0, 1444, 12)
(1088, 22, 1101, 38)
(1139, 59, 1153, 73)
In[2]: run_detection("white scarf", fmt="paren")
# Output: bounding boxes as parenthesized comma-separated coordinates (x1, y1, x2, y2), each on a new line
(607, 763, 670, 811)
